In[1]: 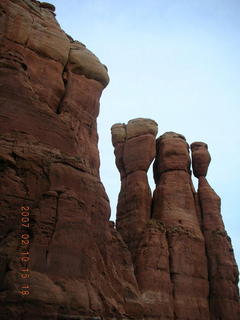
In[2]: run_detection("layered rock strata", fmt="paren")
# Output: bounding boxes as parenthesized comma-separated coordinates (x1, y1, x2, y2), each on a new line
(112, 129, 240, 319)
(111, 119, 158, 257)
(152, 133, 210, 320)
(191, 142, 240, 320)
(0, 1, 239, 319)
(0, 1, 143, 319)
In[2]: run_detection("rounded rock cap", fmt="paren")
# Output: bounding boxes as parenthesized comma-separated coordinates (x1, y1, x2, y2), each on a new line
(153, 131, 190, 183)
(190, 141, 211, 178)
(40, 2, 56, 11)
(111, 118, 158, 146)
(190, 141, 208, 152)
(126, 118, 158, 140)
(111, 123, 126, 146)
(69, 42, 109, 87)
(159, 131, 186, 141)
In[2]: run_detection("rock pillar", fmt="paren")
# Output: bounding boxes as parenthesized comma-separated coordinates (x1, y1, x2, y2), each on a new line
(111, 118, 158, 256)
(191, 142, 240, 320)
(152, 133, 210, 319)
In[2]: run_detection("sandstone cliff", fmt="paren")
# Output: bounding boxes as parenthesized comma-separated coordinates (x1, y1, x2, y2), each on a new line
(0, 1, 142, 319)
(0, 1, 239, 319)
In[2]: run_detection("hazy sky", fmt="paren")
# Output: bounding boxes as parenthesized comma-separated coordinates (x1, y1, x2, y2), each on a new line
(49, 0, 240, 270)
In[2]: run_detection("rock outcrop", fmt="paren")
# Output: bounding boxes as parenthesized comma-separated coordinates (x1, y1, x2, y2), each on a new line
(111, 119, 158, 257)
(0, 1, 142, 319)
(191, 142, 240, 320)
(151, 133, 210, 319)
(112, 127, 239, 320)
(0, 1, 239, 320)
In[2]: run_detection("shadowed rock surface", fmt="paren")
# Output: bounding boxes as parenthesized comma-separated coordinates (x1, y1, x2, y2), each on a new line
(0, 1, 142, 319)
(0, 1, 239, 319)
(151, 133, 210, 319)
(191, 142, 240, 320)
(111, 118, 158, 257)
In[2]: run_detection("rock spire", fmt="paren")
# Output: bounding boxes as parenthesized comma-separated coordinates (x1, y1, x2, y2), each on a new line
(0, 1, 239, 319)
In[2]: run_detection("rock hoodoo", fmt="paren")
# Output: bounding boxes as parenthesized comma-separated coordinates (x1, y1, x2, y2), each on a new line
(151, 133, 210, 319)
(191, 142, 240, 320)
(111, 118, 158, 256)
(0, 1, 239, 319)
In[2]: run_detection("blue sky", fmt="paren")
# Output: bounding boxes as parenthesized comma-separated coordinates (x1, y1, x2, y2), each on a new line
(49, 0, 240, 271)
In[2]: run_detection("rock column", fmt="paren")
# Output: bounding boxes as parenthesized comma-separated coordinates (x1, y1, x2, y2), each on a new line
(113, 121, 175, 319)
(111, 118, 158, 256)
(152, 133, 210, 320)
(191, 142, 240, 320)
(134, 220, 174, 319)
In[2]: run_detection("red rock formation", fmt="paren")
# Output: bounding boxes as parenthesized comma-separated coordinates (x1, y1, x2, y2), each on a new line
(0, 1, 143, 319)
(191, 142, 240, 320)
(0, 1, 239, 319)
(111, 119, 173, 319)
(134, 220, 174, 319)
(151, 133, 210, 320)
(111, 118, 158, 256)
(113, 131, 240, 320)
(191, 142, 211, 178)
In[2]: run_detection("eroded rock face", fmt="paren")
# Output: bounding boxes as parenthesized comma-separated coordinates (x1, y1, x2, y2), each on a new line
(112, 127, 239, 319)
(0, 1, 239, 320)
(134, 221, 174, 319)
(151, 132, 210, 319)
(0, 1, 142, 319)
(191, 142, 240, 320)
(191, 142, 211, 178)
(111, 119, 158, 256)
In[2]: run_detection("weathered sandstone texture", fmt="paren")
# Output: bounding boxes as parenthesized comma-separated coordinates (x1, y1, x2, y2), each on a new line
(111, 119, 158, 258)
(0, 1, 142, 319)
(191, 142, 240, 320)
(151, 133, 210, 319)
(112, 126, 240, 320)
(0, 1, 239, 320)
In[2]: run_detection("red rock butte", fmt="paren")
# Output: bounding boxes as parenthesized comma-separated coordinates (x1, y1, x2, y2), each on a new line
(0, 1, 239, 319)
